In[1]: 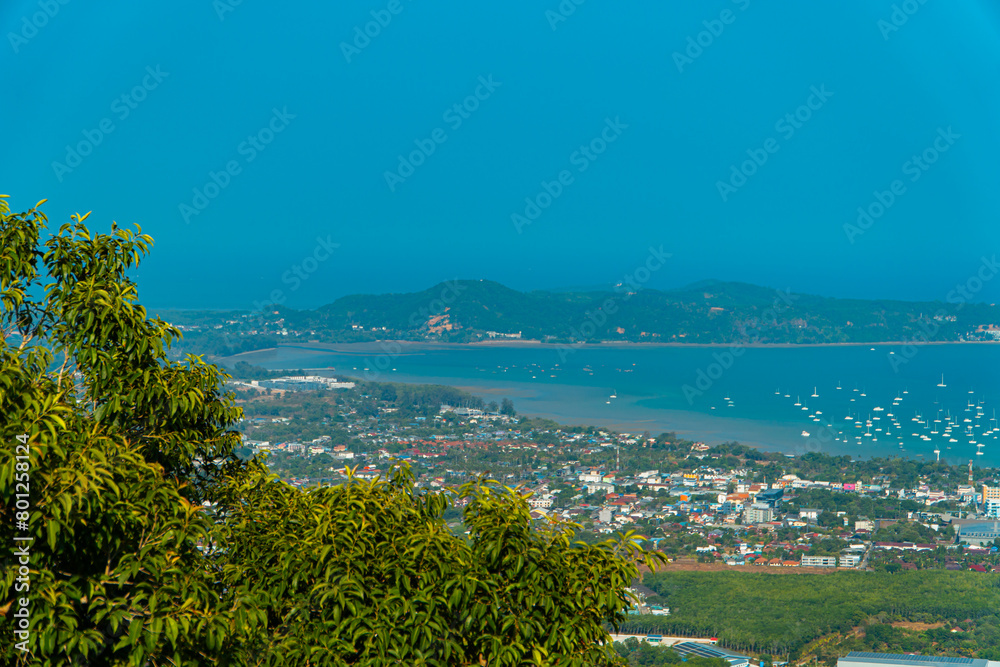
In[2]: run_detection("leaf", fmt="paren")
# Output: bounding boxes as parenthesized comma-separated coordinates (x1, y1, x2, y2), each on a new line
(128, 618, 143, 647)
(46, 520, 58, 550)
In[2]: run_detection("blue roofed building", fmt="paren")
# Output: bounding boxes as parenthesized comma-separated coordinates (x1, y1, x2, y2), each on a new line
(754, 487, 784, 508)
(838, 652, 1000, 667)
(672, 642, 750, 667)
(956, 521, 1000, 547)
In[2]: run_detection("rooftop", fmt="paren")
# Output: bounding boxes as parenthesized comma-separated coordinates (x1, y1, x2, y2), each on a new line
(840, 651, 995, 667)
(673, 641, 750, 667)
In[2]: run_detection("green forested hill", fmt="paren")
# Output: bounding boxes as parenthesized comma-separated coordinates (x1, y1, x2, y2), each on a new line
(154, 279, 1000, 357)
(274, 279, 998, 345)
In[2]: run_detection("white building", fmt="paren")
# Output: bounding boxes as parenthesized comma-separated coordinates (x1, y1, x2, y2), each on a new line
(585, 482, 615, 494)
(801, 556, 838, 568)
(745, 503, 773, 524)
(984, 485, 1000, 519)
(839, 554, 862, 568)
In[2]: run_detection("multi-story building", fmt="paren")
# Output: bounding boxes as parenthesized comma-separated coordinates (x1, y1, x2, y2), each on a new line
(755, 488, 784, 508)
(745, 503, 773, 524)
(839, 554, 862, 568)
(983, 485, 1000, 519)
(528, 496, 553, 509)
(799, 508, 822, 522)
(801, 556, 838, 568)
(585, 481, 615, 494)
(957, 485, 976, 501)
(855, 517, 874, 532)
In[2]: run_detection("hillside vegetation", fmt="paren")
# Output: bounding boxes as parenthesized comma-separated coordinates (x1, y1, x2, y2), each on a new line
(620, 570, 1000, 659)
(160, 279, 999, 356)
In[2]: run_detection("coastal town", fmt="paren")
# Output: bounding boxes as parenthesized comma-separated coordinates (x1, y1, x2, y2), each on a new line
(12, 3, 1000, 663)
(231, 370, 1000, 575)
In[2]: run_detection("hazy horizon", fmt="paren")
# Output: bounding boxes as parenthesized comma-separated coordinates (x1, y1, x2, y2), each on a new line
(146, 275, 999, 314)
(3, 2, 999, 310)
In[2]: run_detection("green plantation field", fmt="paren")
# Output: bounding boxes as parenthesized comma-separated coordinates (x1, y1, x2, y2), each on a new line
(620, 570, 1000, 659)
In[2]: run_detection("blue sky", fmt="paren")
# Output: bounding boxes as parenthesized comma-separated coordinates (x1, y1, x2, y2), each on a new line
(2, 0, 999, 309)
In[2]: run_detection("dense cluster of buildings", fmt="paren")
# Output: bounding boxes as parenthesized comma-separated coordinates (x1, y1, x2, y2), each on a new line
(231, 375, 356, 392)
(235, 390, 1000, 569)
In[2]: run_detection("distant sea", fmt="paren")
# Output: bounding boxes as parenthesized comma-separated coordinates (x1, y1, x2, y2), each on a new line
(223, 342, 1000, 467)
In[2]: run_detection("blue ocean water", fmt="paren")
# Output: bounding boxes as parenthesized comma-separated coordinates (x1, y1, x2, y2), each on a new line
(227, 342, 1000, 466)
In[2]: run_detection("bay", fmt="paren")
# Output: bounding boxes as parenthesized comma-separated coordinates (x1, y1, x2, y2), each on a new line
(223, 342, 1000, 466)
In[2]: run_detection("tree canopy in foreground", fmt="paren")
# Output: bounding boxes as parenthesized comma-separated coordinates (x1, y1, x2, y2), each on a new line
(0, 197, 662, 666)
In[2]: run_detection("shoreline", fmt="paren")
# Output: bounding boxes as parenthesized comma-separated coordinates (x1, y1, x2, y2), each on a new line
(214, 343, 1000, 468)
(216, 339, 999, 358)
(225, 347, 279, 358)
(464, 339, 997, 349)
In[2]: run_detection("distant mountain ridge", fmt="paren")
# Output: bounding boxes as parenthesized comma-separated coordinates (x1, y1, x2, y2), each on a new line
(265, 279, 998, 346)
